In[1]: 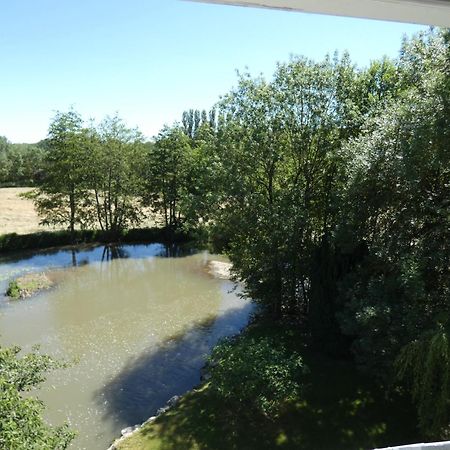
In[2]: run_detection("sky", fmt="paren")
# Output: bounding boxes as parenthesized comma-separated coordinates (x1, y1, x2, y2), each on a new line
(0, 0, 427, 143)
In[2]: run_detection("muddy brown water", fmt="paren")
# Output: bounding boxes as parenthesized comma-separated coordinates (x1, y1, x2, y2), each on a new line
(0, 243, 253, 449)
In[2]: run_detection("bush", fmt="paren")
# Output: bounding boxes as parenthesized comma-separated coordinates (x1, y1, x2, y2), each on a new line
(0, 345, 75, 449)
(6, 280, 20, 299)
(208, 333, 307, 417)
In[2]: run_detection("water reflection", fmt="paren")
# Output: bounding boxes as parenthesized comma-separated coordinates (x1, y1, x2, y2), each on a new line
(0, 243, 198, 296)
(101, 245, 130, 262)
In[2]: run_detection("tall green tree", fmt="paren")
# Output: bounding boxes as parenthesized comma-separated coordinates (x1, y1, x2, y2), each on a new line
(87, 115, 145, 233)
(336, 29, 450, 436)
(30, 110, 92, 236)
(0, 136, 12, 183)
(144, 126, 193, 228)
(211, 56, 359, 322)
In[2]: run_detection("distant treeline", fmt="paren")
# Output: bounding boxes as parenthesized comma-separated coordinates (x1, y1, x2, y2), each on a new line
(0, 138, 47, 186)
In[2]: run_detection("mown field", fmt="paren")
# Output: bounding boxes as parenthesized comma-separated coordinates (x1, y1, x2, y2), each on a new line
(0, 187, 56, 235)
(0, 187, 159, 236)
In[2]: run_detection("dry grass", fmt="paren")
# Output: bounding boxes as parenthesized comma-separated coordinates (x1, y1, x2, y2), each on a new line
(0, 187, 161, 236)
(0, 187, 61, 235)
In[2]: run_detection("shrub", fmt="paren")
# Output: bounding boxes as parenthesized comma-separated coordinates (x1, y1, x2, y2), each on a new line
(208, 333, 307, 417)
(0, 345, 75, 449)
(6, 280, 20, 299)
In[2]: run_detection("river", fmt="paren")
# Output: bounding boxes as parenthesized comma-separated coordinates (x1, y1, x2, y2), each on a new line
(0, 243, 253, 449)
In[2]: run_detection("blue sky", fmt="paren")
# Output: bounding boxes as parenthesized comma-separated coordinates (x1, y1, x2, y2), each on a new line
(0, 0, 426, 143)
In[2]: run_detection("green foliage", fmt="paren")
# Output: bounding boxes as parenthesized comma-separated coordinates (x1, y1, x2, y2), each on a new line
(396, 325, 450, 436)
(181, 108, 216, 139)
(189, 28, 448, 436)
(87, 115, 146, 233)
(0, 230, 99, 253)
(208, 333, 307, 417)
(143, 125, 204, 228)
(6, 280, 20, 299)
(333, 29, 450, 435)
(142, 112, 221, 231)
(0, 137, 46, 187)
(5, 274, 52, 300)
(337, 28, 449, 373)
(1, 27, 447, 441)
(209, 54, 370, 323)
(144, 126, 193, 228)
(0, 345, 75, 449)
(31, 110, 91, 235)
(117, 323, 419, 450)
(30, 111, 148, 236)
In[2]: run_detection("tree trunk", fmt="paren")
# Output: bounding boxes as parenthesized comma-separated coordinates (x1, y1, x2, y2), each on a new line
(94, 190, 105, 231)
(69, 191, 75, 241)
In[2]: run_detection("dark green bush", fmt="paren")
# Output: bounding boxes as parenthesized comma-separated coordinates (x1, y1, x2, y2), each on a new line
(6, 280, 20, 299)
(208, 333, 307, 417)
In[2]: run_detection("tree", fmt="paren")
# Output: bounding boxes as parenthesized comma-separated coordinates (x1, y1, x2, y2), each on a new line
(210, 56, 358, 322)
(0, 136, 12, 183)
(336, 29, 450, 435)
(0, 345, 75, 449)
(30, 110, 92, 236)
(208, 333, 307, 417)
(144, 125, 193, 228)
(29, 112, 147, 236)
(87, 115, 146, 234)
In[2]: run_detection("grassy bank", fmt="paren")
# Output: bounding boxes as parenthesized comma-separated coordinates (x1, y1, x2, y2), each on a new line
(0, 227, 193, 255)
(116, 321, 421, 450)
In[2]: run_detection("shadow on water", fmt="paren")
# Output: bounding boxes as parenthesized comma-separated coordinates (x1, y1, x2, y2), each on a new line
(99, 243, 194, 263)
(95, 304, 254, 429)
(100, 245, 130, 262)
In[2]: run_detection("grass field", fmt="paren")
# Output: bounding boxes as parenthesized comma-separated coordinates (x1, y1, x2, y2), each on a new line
(0, 187, 58, 235)
(0, 187, 160, 237)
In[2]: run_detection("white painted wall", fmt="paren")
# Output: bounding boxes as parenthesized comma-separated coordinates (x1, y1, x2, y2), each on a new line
(375, 442, 450, 450)
(189, 0, 450, 27)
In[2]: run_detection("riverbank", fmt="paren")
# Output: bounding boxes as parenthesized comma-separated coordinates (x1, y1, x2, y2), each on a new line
(114, 319, 422, 450)
(0, 227, 194, 255)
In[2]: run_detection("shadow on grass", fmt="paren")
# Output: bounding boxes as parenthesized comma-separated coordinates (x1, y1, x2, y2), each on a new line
(96, 303, 254, 429)
(133, 325, 421, 450)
